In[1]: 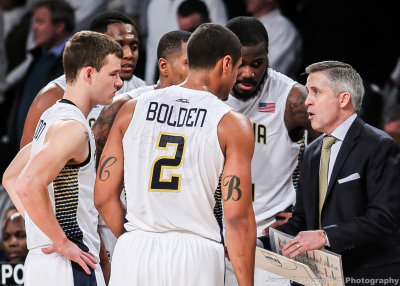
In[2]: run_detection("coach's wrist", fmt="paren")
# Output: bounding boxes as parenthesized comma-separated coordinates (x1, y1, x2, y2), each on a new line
(320, 230, 330, 247)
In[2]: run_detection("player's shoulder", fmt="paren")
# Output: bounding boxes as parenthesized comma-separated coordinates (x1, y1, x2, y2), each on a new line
(33, 83, 64, 111)
(218, 110, 254, 155)
(124, 85, 155, 99)
(50, 74, 67, 90)
(46, 118, 89, 145)
(287, 83, 307, 102)
(119, 75, 147, 94)
(267, 68, 296, 85)
(260, 69, 298, 99)
(220, 110, 252, 134)
(116, 98, 138, 122)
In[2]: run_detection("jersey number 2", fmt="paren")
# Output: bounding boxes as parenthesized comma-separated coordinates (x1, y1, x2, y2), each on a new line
(149, 132, 186, 192)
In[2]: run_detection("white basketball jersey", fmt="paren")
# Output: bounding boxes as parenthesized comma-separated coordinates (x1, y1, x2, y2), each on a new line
(51, 74, 146, 126)
(123, 85, 231, 243)
(26, 99, 100, 261)
(226, 68, 299, 236)
(114, 84, 155, 101)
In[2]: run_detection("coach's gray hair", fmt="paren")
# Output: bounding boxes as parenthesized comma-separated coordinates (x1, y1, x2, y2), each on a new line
(305, 61, 364, 112)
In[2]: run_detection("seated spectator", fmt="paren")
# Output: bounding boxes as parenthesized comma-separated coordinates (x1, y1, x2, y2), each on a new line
(1, 211, 27, 263)
(0, 0, 30, 138)
(0, 0, 74, 175)
(14, 0, 75, 140)
(384, 105, 400, 146)
(0, 191, 15, 239)
(359, 81, 384, 129)
(0, 0, 30, 74)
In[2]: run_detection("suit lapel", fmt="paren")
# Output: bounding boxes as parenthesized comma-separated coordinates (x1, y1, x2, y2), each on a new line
(324, 117, 363, 204)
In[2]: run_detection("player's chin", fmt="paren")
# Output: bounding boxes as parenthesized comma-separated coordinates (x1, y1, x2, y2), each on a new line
(233, 86, 254, 98)
(119, 71, 133, 81)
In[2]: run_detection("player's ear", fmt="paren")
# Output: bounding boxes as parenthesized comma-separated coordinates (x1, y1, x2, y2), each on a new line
(82, 66, 94, 84)
(222, 55, 233, 74)
(158, 58, 168, 76)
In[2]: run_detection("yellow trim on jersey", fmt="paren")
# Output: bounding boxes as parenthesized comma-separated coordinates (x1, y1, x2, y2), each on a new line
(148, 132, 187, 192)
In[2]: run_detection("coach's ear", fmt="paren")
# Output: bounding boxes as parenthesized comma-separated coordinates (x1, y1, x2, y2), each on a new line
(338, 91, 352, 109)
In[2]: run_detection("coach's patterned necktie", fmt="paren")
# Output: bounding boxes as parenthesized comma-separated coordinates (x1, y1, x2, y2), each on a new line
(319, 135, 336, 227)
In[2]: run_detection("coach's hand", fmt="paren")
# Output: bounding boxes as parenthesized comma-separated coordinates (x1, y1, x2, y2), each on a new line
(281, 230, 326, 258)
(42, 240, 98, 275)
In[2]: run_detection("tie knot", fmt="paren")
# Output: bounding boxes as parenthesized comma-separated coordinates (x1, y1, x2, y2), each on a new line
(322, 135, 336, 149)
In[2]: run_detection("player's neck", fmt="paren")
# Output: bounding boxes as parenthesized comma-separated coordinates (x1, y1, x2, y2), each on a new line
(181, 69, 214, 93)
(63, 85, 91, 117)
(155, 77, 171, 89)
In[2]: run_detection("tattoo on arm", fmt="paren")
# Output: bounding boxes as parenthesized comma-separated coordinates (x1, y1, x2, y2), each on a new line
(288, 86, 308, 120)
(223, 175, 242, 201)
(92, 99, 128, 169)
(93, 107, 118, 151)
(84, 131, 89, 142)
(98, 155, 117, 181)
(286, 85, 322, 142)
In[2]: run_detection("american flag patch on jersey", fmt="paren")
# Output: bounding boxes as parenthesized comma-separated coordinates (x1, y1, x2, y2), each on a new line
(258, 102, 275, 113)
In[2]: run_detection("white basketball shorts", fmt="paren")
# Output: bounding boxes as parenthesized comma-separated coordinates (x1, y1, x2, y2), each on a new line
(24, 248, 105, 286)
(109, 230, 224, 286)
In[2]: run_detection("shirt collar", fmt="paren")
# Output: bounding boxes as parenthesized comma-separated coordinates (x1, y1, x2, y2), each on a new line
(47, 36, 69, 56)
(327, 113, 357, 142)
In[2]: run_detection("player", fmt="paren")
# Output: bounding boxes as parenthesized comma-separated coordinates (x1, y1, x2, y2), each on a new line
(93, 29, 191, 261)
(2, 31, 123, 286)
(224, 16, 320, 285)
(94, 23, 256, 286)
(20, 11, 146, 148)
(93, 29, 191, 164)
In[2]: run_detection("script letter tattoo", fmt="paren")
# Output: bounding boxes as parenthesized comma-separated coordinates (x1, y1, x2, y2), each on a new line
(99, 155, 117, 181)
(223, 175, 242, 201)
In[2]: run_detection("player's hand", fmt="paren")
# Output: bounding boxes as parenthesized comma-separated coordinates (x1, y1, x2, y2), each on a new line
(281, 230, 326, 258)
(42, 240, 98, 275)
(262, 212, 292, 235)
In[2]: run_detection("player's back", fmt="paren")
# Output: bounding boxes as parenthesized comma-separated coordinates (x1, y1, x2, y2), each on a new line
(123, 85, 231, 242)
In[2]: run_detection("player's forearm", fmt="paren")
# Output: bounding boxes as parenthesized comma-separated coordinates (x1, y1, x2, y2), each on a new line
(3, 170, 25, 217)
(96, 198, 125, 238)
(2, 143, 32, 217)
(225, 215, 256, 286)
(3, 176, 26, 218)
(16, 180, 68, 246)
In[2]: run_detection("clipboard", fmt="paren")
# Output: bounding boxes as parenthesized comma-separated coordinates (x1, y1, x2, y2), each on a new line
(254, 229, 345, 286)
(256, 247, 323, 286)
